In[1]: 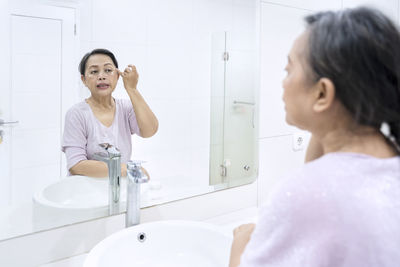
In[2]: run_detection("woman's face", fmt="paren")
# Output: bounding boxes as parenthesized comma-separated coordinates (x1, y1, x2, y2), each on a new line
(81, 54, 119, 98)
(282, 31, 316, 130)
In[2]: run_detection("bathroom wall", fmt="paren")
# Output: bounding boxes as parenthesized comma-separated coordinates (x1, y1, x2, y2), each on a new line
(77, 0, 257, 186)
(1, 0, 399, 265)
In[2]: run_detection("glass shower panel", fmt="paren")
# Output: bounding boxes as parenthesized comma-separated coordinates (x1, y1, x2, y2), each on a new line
(223, 31, 257, 187)
(210, 31, 258, 187)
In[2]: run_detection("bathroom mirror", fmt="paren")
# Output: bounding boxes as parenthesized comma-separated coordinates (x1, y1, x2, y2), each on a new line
(0, 0, 258, 241)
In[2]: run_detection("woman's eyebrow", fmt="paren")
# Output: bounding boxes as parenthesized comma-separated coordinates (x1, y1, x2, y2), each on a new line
(88, 63, 113, 68)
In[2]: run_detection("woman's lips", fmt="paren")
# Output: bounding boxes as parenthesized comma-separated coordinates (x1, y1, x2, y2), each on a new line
(97, 83, 110, 90)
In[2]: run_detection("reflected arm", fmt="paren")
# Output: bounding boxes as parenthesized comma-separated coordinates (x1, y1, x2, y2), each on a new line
(69, 160, 149, 179)
(118, 65, 158, 138)
(69, 160, 128, 177)
(126, 89, 159, 138)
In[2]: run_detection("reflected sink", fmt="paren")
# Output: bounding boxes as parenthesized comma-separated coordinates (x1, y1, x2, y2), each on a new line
(83, 220, 233, 267)
(32, 176, 148, 224)
(33, 176, 128, 211)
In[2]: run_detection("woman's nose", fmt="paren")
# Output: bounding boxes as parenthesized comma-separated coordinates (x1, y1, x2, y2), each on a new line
(97, 72, 107, 80)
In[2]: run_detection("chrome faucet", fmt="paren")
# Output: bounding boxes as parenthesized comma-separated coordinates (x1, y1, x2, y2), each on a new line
(126, 160, 149, 227)
(93, 143, 121, 215)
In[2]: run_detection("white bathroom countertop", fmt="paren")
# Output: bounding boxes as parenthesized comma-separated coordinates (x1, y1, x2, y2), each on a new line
(40, 206, 259, 267)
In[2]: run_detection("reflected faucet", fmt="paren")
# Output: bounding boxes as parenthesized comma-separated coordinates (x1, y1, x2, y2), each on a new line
(126, 160, 149, 227)
(93, 143, 121, 215)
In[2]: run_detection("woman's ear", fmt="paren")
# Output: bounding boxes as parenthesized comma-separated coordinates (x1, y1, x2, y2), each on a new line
(81, 75, 87, 86)
(312, 77, 335, 113)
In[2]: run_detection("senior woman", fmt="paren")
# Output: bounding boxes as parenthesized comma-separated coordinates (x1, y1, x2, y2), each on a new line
(230, 7, 400, 267)
(62, 49, 158, 177)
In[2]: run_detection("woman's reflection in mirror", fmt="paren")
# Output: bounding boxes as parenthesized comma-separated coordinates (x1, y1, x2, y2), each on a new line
(230, 7, 400, 267)
(62, 49, 158, 177)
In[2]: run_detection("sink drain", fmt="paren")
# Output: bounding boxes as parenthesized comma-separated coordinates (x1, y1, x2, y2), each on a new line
(137, 232, 146, 242)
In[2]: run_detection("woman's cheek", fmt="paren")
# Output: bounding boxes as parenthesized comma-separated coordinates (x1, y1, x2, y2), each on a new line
(282, 76, 291, 95)
(282, 77, 287, 91)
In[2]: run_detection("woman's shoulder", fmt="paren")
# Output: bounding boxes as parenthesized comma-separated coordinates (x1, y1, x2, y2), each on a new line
(115, 98, 136, 118)
(267, 154, 355, 202)
(65, 101, 90, 121)
(67, 100, 89, 112)
(115, 98, 132, 109)
(271, 152, 400, 205)
(303, 152, 400, 176)
(259, 155, 354, 225)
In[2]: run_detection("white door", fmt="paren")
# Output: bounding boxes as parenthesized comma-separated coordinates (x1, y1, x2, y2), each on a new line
(0, 3, 76, 207)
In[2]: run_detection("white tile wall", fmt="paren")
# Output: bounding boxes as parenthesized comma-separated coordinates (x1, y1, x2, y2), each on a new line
(259, 3, 309, 138)
(136, 98, 192, 152)
(191, 38, 214, 99)
(190, 146, 211, 186)
(231, 5, 257, 51)
(190, 98, 211, 148)
(343, 0, 399, 22)
(193, 0, 234, 34)
(147, 0, 194, 46)
(77, 0, 92, 43)
(145, 44, 193, 99)
(91, 0, 147, 45)
(260, 0, 341, 11)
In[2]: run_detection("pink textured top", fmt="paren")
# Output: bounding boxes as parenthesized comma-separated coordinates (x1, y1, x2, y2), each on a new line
(240, 152, 400, 267)
(62, 98, 140, 173)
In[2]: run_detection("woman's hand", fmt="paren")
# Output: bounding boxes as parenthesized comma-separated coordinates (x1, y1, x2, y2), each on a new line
(118, 64, 158, 138)
(229, 223, 256, 267)
(118, 64, 139, 92)
(122, 164, 150, 180)
(141, 167, 150, 180)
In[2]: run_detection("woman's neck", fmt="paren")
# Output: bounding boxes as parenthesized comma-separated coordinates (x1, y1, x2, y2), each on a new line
(87, 95, 115, 110)
(317, 126, 397, 158)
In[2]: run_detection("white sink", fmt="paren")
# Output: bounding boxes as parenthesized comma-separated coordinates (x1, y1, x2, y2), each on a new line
(83, 220, 233, 267)
(33, 176, 213, 214)
(32, 176, 150, 224)
(33, 176, 127, 211)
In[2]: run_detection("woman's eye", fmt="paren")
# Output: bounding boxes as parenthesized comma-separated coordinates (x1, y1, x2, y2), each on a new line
(105, 69, 113, 73)
(90, 70, 98, 74)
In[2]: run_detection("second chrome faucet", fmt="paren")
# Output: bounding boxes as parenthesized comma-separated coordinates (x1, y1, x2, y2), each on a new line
(94, 143, 148, 227)
(126, 160, 149, 227)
